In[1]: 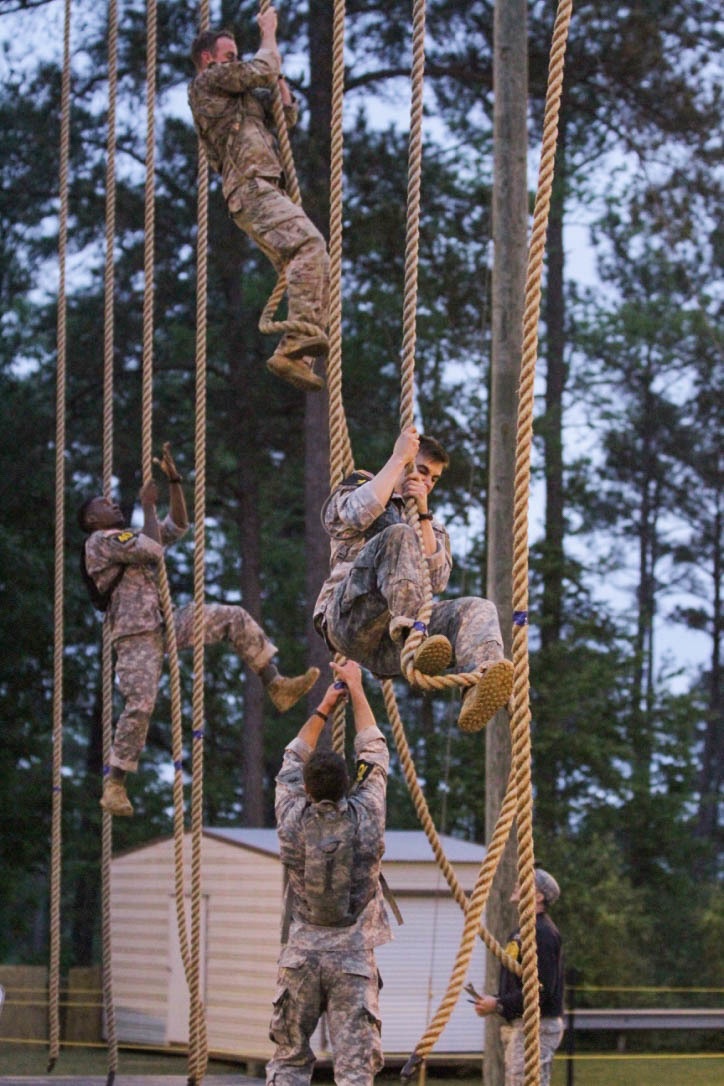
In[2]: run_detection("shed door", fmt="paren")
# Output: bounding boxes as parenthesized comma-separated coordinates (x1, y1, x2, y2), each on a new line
(166, 895, 208, 1044)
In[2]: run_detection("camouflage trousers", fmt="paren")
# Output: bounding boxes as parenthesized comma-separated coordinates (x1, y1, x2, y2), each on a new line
(266, 947, 383, 1086)
(500, 1017, 564, 1086)
(110, 602, 278, 772)
(231, 177, 329, 333)
(324, 523, 503, 678)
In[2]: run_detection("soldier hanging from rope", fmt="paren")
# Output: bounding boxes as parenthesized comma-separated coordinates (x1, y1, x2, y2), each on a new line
(78, 443, 320, 817)
(314, 426, 514, 733)
(188, 6, 329, 394)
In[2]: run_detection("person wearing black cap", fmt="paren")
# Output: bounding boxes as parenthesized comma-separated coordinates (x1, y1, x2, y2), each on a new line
(474, 868, 565, 1086)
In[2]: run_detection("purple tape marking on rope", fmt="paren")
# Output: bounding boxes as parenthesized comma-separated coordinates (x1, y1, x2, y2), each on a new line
(52, 786, 61, 793)
(412, 621, 428, 633)
(173, 761, 183, 771)
(513, 611, 528, 626)
(192, 729, 204, 740)
(103, 765, 111, 777)
(333, 681, 347, 690)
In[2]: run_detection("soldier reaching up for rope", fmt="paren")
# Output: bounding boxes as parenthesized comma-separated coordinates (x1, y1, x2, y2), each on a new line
(267, 659, 394, 1086)
(188, 7, 329, 394)
(313, 426, 514, 732)
(78, 443, 319, 817)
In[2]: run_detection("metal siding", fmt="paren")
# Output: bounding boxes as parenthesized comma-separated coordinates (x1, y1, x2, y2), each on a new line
(111, 832, 486, 1058)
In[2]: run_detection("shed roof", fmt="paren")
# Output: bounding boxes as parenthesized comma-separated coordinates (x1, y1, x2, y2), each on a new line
(204, 827, 485, 863)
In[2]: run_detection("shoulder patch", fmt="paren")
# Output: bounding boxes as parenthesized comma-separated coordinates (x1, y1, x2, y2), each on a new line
(505, 939, 521, 962)
(114, 530, 135, 544)
(342, 470, 373, 488)
(355, 759, 375, 784)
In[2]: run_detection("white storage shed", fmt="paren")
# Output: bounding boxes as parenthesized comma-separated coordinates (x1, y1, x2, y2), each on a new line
(109, 828, 488, 1065)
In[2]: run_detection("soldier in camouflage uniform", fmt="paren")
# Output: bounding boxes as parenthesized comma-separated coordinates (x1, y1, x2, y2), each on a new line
(79, 444, 319, 817)
(314, 426, 514, 733)
(267, 659, 391, 1086)
(188, 7, 329, 394)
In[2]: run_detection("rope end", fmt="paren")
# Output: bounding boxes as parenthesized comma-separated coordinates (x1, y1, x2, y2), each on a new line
(400, 1052, 424, 1081)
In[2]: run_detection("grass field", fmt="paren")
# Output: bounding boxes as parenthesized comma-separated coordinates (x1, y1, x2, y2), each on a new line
(0, 1044, 722, 1084)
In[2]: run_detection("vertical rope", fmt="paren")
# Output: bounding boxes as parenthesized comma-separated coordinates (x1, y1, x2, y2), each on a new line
(187, 0, 211, 1078)
(326, 0, 352, 756)
(47, 0, 72, 1070)
(510, 2, 573, 1080)
(327, 0, 352, 489)
(100, 0, 119, 1079)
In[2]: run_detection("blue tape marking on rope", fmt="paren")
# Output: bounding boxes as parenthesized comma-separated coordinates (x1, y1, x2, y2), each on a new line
(412, 621, 428, 633)
(192, 729, 204, 740)
(103, 765, 111, 777)
(174, 761, 183, 771)
(513, 610, 528, 626)
(52, 785, 61, 793)
(333, 681, 347, 690)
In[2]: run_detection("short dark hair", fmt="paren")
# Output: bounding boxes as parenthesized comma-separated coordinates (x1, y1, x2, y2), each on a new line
(77, 495, 102, 533)
(190, 27, 236, 69)
(303, 751, 349, 803)
(419, 434, 450, 468)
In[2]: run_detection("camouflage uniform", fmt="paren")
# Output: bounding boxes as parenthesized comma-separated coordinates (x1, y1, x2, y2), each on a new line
(266, 726, 391, 1086)
(313, 472, 504, 678)
(188, 47, 329, 335)
(84, 521, 278, 772)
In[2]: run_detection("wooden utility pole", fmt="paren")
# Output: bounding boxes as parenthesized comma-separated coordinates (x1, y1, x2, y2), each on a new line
(485, 0, 528, 1082)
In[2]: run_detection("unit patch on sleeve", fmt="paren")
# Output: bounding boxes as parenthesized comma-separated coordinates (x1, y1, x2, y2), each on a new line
(114, 530, 135, 544)
(355, 759, 375, 784)
(342, 470, 374, 488)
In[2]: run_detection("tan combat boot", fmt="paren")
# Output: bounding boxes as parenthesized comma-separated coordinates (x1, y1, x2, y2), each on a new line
(100, 778, 134, 817)
(412, 634, 453, 675)
(457, 659, 514, 733)
(267, 667, 321, 712)
(266, 352, 325, 392)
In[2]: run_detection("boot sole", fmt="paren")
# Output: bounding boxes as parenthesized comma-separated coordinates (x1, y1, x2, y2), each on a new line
(412, 635, 453, 675)
(266, 354, 325, 392)
(100, 798, 134, 817)
(457, 660, 514, 733)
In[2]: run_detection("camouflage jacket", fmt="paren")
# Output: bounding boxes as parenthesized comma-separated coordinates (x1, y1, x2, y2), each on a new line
(187, 47, 299, 211)
(275, 725, 393, 952)
(83, 517, 187, 642)
(313, 471, 453, 625)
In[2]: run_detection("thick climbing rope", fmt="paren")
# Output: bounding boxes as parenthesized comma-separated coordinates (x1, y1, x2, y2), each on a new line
(401, 762, 520, 1078)
(382, 682, 521, 977)
(99, 0, 120, 1080)
(326, 0, 353, 756)
(134, 0, 207, 1078)
(186, 0, 211, 1077)
(395, 0, 484, 700)
(510, 3, 573, 1082)
(256, 0, 323, 348)
(401, 0, 574, 1077)
(47, 0, 72, 1070)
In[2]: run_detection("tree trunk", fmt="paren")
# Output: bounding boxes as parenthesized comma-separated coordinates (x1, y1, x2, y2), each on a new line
(535, 123, 567, 834)
(696, 499, 722, 856)
(485, 0, 528, 1082)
